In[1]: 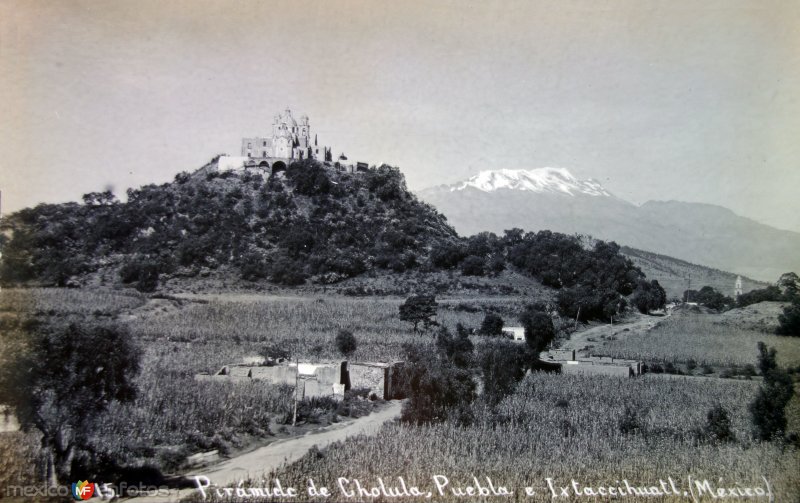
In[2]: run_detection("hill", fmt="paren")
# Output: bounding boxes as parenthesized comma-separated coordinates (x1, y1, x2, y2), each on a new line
(0, 159, 459, 290)
(418, 168, 800, 282)
(0, 158, 673, 322)
(620, 246, 768, 299)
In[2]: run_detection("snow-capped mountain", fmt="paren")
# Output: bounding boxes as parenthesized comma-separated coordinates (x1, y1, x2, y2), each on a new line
(450, 168, 611, 197)
(418, 168, 800, 282)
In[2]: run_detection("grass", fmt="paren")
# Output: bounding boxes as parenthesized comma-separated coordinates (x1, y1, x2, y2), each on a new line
(601, 310, 800, 368)
(3, 287, 799, 496)
(0, 287, 145, 317)
(1, 288, 528, 476)
(266, 373, 800, 502)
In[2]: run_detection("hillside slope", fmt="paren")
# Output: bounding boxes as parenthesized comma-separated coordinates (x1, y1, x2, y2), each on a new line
(0, 160, 459, 289)
(418, 168, 800, 281)
(620, 246, 767, 299)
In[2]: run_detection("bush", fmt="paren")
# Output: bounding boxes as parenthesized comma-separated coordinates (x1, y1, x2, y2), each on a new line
(119, 259, 159, 293)
(435, 326, 473, 368)
(519, 306, 555, 356)
(618, 405, 642, 435)
(335, 330, 357, 357)
(701, 405, 735, 443)
(477, 340, 526, 406)
(749, 343, 794, 440)
(460, 255, 485, 276)
(776, 297, 800, 336)
(400, 345, 476, 425)
(479, 313, 504, 336)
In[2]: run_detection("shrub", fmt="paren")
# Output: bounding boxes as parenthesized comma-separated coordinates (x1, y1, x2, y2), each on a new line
(749, 343, 794, 440)
(701, 405, 735, 443)
(479, 313, 504, 336)
(477, 340, 526, 406)
(776, 297, 800, 336)
(435, 326, 473, 368)
(400, 345, 476, 425)
(335, 330, 357, 357)
(519, 306, 555, 356)
(460, 256, 485, 276)
(618, 405, 642, 435)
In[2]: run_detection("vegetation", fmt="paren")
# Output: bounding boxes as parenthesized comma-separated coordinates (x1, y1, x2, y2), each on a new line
(519, 305, 555, 357)
(400, 342, 475, 426)
(334, 329, 357, 357)
(776, 297, 800, 336)
(478, 312, 504, 336)
(602, 310, 800, 368)
(271, 373, 800, 501)
(475, 339, 526, 406)
(699, 404, 735, 444)
(399, 295, 439, 333)
(0, 161, 458, 288)
(749, 343, 795, 441)
(683, 285, 734, 311)
(0, 321, 141, 483)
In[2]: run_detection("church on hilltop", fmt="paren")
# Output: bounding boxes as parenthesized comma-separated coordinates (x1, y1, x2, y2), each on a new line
(241, 108, 332, 164)
(208, 108, 365, 174)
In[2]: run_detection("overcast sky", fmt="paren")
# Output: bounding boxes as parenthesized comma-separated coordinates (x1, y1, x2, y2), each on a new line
(1, 0, 798, 232)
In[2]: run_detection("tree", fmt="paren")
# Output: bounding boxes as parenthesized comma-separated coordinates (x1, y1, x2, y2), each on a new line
(519, 306, 555, 356)
(435, 326, 473, 368)
(631, 280, 668, 313)
(776, 297, 800, 336)
(477, 340, 526, 406)
(749, 342, 794, 441)
(400, 344, 476, 425)
(335, 329, 357, 357)
(399, 295, 438, 333)
(681, 286, 732, 312)
(777, 272, 799, 299)
(259, 343, 291, 365)
(459, 255, 485, 276)
(479, 313, 504, 336)
(0, 322, 140, 484)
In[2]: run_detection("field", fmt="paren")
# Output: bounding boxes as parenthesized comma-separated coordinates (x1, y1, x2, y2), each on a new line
(601, 309, 800, 368)
(268, 373, 800, 501)
(0, 288, 528, 475)
(1, 287, 799, 501)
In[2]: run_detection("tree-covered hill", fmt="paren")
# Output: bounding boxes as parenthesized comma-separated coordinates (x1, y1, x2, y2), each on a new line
(0, 159, 666, 321)
(0, 160, 459, 290)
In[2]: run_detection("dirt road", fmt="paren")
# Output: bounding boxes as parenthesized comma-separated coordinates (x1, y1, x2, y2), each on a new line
(130, 400, 403, 502)
(558, 312, 668, 355)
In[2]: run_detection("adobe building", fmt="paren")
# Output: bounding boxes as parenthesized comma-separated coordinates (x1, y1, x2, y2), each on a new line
(542, 349, 641, 377)
(195, 359, 405, 401)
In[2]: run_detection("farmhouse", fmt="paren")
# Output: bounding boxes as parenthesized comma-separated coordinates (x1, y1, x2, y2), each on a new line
(196, 358, 405, 400)
(503, 326, 526, 342)
(542, 350, 641, 377)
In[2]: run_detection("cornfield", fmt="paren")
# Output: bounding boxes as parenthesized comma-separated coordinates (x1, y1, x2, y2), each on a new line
(601, 311, 800, 367)
(267, 373, 800, 502)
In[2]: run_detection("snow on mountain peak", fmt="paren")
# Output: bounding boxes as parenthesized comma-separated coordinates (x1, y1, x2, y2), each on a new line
(451, 167, 611, 197)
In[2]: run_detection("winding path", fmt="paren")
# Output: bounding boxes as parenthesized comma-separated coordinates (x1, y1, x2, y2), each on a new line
(130, 400, 403, 502)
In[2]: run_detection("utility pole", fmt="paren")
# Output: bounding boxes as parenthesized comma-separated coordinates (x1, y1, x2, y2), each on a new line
(292, 357, 299, 427)
(685, 275, 691, 303)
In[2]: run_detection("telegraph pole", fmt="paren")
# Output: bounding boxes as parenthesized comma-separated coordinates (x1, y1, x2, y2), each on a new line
(292, 357, 299, 427)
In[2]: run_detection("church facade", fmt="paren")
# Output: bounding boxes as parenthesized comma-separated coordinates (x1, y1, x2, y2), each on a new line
(241, 108, 331, 163)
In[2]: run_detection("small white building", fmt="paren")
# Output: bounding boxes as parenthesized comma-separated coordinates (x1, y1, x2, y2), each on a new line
(503, 326, 526, 342)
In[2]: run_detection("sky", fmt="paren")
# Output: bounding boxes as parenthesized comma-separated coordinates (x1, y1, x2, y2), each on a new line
(1, 0, 798, 232)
